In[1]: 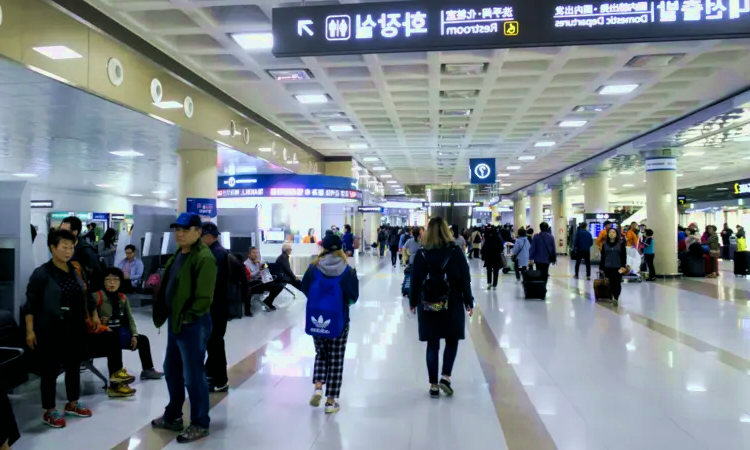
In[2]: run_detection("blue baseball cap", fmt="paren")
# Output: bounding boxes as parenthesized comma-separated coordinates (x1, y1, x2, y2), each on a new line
(170, 212, 202, 229)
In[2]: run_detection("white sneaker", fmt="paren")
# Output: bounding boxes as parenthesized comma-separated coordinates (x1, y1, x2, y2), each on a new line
(310, 390, 323, 407)
(325, 402, 340, 414)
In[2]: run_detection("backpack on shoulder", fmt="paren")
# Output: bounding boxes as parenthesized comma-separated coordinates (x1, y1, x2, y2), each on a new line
(305, 266, 350, 338)
(418, 249, 453, 312)
(473, 233, 482, 244)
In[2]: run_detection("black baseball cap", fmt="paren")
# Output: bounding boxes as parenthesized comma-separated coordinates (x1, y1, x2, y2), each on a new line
(322, 234, 342, 251)
(170, 212, 202, 229)
(201, 222, 220, 237)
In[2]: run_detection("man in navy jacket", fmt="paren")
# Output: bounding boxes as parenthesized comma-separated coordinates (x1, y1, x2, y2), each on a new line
(573, 222, 594, 279)
(529, 222, 556, 280)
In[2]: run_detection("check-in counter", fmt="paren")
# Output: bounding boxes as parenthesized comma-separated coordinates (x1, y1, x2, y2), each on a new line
(259, 243, 320, 276)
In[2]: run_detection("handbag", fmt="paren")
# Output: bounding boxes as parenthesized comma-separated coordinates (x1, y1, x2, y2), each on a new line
(260, 267, 273, 284)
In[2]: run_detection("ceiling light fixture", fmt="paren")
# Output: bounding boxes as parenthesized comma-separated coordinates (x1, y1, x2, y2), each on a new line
(386, 180, 398, 184)
(620, 171, 634, 175)
(558, 120, 588, 128)
(96, 184, 113, 188)
(518, 156, 536, 161)
(534, 141, 556, 147)
(372, 166, 386, 171)
(231, 32, 274, 50)
(363, 157, 379, 162)
(506, 165, 521, 170)
(704, 166, 718, 170)
(110, 150, 144, 157)
(597, 84, 640, 95)
(153, 101, 183, 109)
(496, 173, 510, 177)
(623, 184, 635, 187)
(572, 104, 612, 113)
(266, 69, 313, 81)
(258, 147, 272, 152)
(329, 124, 354, 132)
(128, 194, 143, 197)
(677, 173, 684, 177)
(349, 143, 369, 149)
(380, 174, 393, 178)
(500, 183, 512, 187)
(684, 151, 705, 156)
(152, 190, 167, 194)
(218, 130, 241, 136)
(295, 94, 330, 104)
(717, 187, 729, 191)
(148, 113, 175, 126)
(12, 173, 37, 178)
(33, 45, 83, 60)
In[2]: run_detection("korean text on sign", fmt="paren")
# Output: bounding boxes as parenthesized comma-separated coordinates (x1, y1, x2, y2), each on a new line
(353, 11, 428, 39)
(444, 7, 515, 22)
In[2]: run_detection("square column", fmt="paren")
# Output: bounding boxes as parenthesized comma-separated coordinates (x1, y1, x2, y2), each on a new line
(177, 148, 218, 213)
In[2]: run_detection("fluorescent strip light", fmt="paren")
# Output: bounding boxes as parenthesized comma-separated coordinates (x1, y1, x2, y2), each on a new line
(677, 173, 684, 177)
(110, 150, 144, 157)
(534, 141, 556, 147)
(349, 143, 369, 149)
(684, 151, 705, 156)
(386, 180, 398, 184)
(128, 194, 143, 197)
(717, 187, 729, 191)
(295, 94, 329, 104)
(372, 166, 386, 171)
(380, 174, 393, 178)
(363, 157, 379, 162)
(558, 120, 588, 128)
(218, 130, 241, 136)
(598, 84, 639, 95)
(704, 166, 717, 170)
(518, 156, 536, 161)
(231, 33, 273, 50)
(28, 66, 71, 84)
(33, 45, 82, 60)
(329, 124, 354, 132)
(153, 101, 183, 109)
(496, 173, 510, 177)
(506, 166, 521, 170)
(152, 190, 167, 194)
(620, 171, 634, 175)
(96, 184, 114, 188)
(148, 113, 175, 126)
(623, 184, 635, 187)
(12, 173, 37, 178)
(258, 147, 272, 152)
(500, 183, 512, 187)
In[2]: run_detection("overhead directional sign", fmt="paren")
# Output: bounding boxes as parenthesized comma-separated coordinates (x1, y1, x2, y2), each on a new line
(272, 0, 750, 57)
(469, 158, 496, 185)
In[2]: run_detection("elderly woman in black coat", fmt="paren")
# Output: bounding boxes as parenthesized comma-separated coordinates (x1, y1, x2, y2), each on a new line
(481, 227, 505, 290)
(410, 217, 474, 399)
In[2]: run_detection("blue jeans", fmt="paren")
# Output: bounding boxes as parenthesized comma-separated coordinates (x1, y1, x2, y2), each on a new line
(163, 314, 212, 428)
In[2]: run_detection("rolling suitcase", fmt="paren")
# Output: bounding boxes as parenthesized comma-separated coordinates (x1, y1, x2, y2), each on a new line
(401, 271, 412, 297)
(522, 270, 547, 300)
(682, 256, 706, 277)
(593, 274, 611, 302)
(735, 252, 749, 276)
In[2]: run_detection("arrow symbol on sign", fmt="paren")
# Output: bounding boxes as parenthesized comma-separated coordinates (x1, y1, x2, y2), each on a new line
(298, 19, 314, 36)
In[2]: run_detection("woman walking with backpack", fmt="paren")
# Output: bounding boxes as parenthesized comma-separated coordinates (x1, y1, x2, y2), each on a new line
(302, 234, 359, 414)
(410, 217, 474, 399)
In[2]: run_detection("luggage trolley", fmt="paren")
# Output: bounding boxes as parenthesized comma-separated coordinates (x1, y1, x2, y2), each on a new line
(502, 242, 515, 274)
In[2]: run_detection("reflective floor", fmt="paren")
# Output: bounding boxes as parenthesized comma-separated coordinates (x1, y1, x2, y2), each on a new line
(9, 255, 750, 449)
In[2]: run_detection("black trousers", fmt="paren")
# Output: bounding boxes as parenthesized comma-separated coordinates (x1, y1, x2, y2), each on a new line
(469, 248, 480, 259)
(536, 263, 550, 280)
(603, 268, 623, 300)
(515, 265, 527, 280)
(645, 254, 656, 278)
(426, 339, 459, 385)
(0, 389, 19, 447)
(248, 282, 284, 309)
(390, 246, 399, 265)
(39, 331, 83, 410)
(123, 334, 155, 370)
(379, 242, 386, 257)
(486, 266, 500, 287)
(87, 330, 124, 377)
(206, 311, 228, 386)
(575, 253, 591, 277)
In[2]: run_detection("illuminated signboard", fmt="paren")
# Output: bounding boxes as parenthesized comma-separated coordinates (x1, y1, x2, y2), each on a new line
(217, 174, 362, 199)
(272, 0, 750, 57)
(422, 202, 484, 207)
(469, 158, 496, 185)
(358, 206, 384, 213)
(677, 194, 687, 205)
(735, 180, 750, 196)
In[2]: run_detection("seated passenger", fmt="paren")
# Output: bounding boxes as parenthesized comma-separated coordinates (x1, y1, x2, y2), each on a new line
(98, 227, 118, 268)
(23, 229, 98, 428)
(276, 243, 302, 290)
(302, 228, 317, 244)
(244, 247, 283, 313)
(96, 268, 165, 382)
(117, 245, 144, 294)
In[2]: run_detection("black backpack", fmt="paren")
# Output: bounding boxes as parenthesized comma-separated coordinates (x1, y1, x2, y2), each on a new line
(418, 248, 453, 312)
(473, 233, 482, 244)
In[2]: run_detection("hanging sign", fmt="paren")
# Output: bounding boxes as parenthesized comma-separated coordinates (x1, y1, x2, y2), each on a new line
(272, 0, 750, 57)
(186, 198, 217, 220)
(469, 158, 496, 185)
(645, 157, 677, 172)
(30, 200, 54, 209)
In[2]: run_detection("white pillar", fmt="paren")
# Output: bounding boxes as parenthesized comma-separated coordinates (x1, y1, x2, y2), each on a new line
(584, 172, 609, 213)
(177, 148, 218, 213)
(644, 152, 679, 275)
(529, 194, 544, 230)
(551, 187, 568, 254)
(513, 197, 527, 230)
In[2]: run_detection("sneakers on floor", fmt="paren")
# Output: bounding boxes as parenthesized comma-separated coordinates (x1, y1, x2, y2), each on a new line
(310, 390, 323, 407)
(176, 424, 210, 444)
(141, 368, 165, 380)
(208, 383, 229, 393)
(42, 409, 66, 428)
(63, 401, 93, 418)
(429, 386, 440, 399)
(151, 416, 184, 432)
(263, 300, 277, 311)
(107, 382, 136, 398)
(324, 402, 340, 414)
(439, 378, 454, 396)
(110, 368, 136, 384)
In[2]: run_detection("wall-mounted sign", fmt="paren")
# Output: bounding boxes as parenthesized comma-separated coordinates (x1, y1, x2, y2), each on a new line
(219, 188, 362, 200)
(645, 157, 677, 172)
(423, 201, 483, 207)
(218, 174, 362, 200)
(30, 200, 54, 209)
(91, 213, 110, 221)
(584, 212, 621, 223)
(735, 181, 750, 196)
(272, 1, 750, 57)
(186, 198, 217, 219)
(469, 158, 496, 185)
(358, 206, 384, 213)
(677, 194, 687, 205)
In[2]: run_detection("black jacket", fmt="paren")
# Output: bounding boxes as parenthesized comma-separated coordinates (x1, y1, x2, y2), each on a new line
(410, 244, 473, 342)
(22, 261, 96, 345)
(481, 234, 505, 269)
(73, 239, 103, 291)
(208, 241, 228, 306)
(388, 233, 400, 247)
(276, 251, 301, 289)
(600, 239, 627, 270)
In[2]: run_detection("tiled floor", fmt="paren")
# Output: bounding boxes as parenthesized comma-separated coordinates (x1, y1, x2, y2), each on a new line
(8, 254, 750, 449)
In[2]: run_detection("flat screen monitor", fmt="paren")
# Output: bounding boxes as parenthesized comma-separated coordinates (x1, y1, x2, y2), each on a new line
(265, 230, 285, 243)
(230, 237, 255, 256)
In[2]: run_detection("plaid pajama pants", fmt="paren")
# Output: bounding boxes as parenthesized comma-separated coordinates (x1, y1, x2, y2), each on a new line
(312, 326, 350, 399)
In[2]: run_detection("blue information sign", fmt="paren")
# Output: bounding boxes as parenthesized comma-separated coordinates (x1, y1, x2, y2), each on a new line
(469, 158, 495, 185)
(186, 198, 217, 219)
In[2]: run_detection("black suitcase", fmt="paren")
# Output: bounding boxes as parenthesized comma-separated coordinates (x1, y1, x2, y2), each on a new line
(735, 252, 749, 276)
(522, 270, 547, 299)
(682, 256, 706, 277)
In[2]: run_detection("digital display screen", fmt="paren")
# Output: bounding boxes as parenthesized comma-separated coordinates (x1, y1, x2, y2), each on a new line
(272, 0, 750, 57)
(266, 230, 286, 242)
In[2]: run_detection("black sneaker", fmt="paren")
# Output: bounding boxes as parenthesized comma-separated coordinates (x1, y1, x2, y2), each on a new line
(430, 387, 440, 399)
(208, 383, 229, 393)
(263, 300, 277, 311)
(151, 416, 184, 432)
(176, 424, 210, 444)
(439, 378, 454, 396)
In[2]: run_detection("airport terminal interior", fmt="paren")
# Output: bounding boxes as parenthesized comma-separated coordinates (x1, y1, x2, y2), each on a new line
(1, 0, 750, 448)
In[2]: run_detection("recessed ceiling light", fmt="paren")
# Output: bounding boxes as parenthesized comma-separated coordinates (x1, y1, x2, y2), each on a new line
(258, 147, 272, 152)
(153, 101, 183, 109)
(704, 166, 718, 170)
(386, 180, 398, 184)
(129, 194, 143, 197)
(96, 184, 113, 188)
(110, 150, 144, 157)
(363, 157, 379, 162)
(12, 173, 37, 178)
(231, 32, 273, 50)
(348, 144, 368, 150)
(496, 173, 510, 177)
(507, 165, 521, 170)
(534, 141, 556, 147)
(626, 54, 685, 68)
(372, 166, 386, 171)
(572, 104, 612, 113)
(294, 94, 329, 104)
(558, 120, 588, 128)
(33, 45, 83, 60)
(440, 90, 480, 99)
(152, 190, 167, 194)
(380, 174, 393, 178)
(266, 69, 313, 81)
(329, 124, 354, 132)
(518, 156, 536, 161)
(441, 63, 487, 76)
(597, 84, 640, 95)
(440, 109, 472, 117)
(623, 184, 635, 187)
(169, 198, 177, 201)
